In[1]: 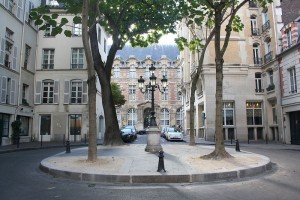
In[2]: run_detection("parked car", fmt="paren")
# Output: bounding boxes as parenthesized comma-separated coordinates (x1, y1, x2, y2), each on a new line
(137, 128, 148, 135)
(165, 127, 183, 141)
(123, 125, 137, 139)
(160, 127, 169, 138)
(120, 128, 136, 143)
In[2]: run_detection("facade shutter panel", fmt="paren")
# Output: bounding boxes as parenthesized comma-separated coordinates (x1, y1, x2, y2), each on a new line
(64, 80, 70, 104)
(12, 46, 17, 70)
(1, 77, 7, 103)
(17, 0, 24, 20)
(35, 81, 42, 104)
(4, 0, 9, 9)
(0, 38, 5, 65)
(82, 81, 88, 104)
(10, 79, 16, 105)
(53, 80, 59, 104)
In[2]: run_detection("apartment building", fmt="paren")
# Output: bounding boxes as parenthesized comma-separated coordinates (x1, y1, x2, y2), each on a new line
(0, 0, 40, 145)
(111, 45, 183, 131)
(178, 0, 287, 143)
(0, 0, 107, 145)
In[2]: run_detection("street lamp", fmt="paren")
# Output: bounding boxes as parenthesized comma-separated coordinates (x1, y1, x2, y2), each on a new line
(138, 64, 168, 152)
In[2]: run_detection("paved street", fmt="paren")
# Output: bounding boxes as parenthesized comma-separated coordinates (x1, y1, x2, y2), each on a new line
(1, 135, 300, 200)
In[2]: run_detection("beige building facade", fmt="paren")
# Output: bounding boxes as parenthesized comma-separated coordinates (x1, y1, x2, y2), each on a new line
(179, 1, 287, 143)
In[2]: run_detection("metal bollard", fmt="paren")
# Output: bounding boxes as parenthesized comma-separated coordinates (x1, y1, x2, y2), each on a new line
(66, 140, 71, 153)
(157, 150, 166, 172)
(235, 139, 240, 152)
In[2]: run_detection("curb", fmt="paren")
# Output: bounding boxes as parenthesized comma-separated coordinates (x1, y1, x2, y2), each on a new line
(39, 160, 273, 184)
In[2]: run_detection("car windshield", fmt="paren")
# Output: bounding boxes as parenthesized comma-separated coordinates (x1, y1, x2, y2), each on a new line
(121, 129, 132, 134)
(168, 128, 176, 132)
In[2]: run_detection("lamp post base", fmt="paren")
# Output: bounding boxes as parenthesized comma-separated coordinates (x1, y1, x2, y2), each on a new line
(145, 126, 163, 153)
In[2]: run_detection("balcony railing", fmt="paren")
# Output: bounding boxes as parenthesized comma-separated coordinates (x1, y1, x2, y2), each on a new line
(255, 89, 264, 93)
(253, 57, 263, 65)
(249, 1, 258, 8)
(266, 84, 275, 92)
(251, 28, 260, 36)
(262, 20, 270, 33)
(264, 51, 273, 63)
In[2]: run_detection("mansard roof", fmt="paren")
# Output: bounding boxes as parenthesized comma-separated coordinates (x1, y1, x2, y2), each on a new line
(115, 44, 179, 61)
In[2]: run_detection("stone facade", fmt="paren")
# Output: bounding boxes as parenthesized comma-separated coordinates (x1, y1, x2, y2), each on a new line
(111, 45, 183, 132)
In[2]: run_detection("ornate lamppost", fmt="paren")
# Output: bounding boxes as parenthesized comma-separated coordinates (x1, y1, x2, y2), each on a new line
(138, 64, 168, 153)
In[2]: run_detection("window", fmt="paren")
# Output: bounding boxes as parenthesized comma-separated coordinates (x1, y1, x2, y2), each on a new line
(40, 115, 51, 135)
(250, 15, 259, 35)
(97, 26, 101, 44)
(69, 114, 81, 135)
(161, 88, 168, 101)
(253, 43, 261, 64)
(1, 77, 16, 105)
(42, 80, 54, 103)
(4, 40, 13, 68)
(129, 65, 136, 78)
(289, 67, 297, 93)
(160, 108, 170, 126)
(25, 1, 35, 23)
(262, 10, 270, 33)
(64, 80, 87, 104)
(42, 49, 54, 69)
(5, 28, 14, 40)
(22, 84, 29, 105)
(71, 48, 84, 69)
(128, 85, 136, 101)
(73, 24, 82, 36)
(127, 108, 137, 126)
(24, 45, 31, 69)
(177, 86, 182, 100)
(264, 38, 272, 63)
(223, 102, 234, 126)
(286, 28, 292, 48)
(249, 0, 257, 7)
(144, 88, 152, 100)
(104, 38, 107, 53)
(176, 68, 181, 78)
(114, 66, 120, 78)
(255, 73, 263, 92)
(272, 104, 277, 124)
(70, 80, 83, 104)
(18, 116, 29, 136)
(161, 65, 168, 78)
(145, 65, 150, 78)
(246, 102, 262, 125)
(0, 114, 10, 137)
(44, 25, 54, 37)
(269, 70, 273, 85)
(8, 0, 14, 12)
(176, 108, 182, 125)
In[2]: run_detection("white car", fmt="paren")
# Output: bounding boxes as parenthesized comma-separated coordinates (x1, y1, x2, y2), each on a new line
(165, 127, 183, 141)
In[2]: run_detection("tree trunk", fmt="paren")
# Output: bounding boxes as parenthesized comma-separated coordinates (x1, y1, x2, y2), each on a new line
(82, 0, 97, 162)
(201, 5, 231, 160)
(89, 26, 124, 146)
(189, 80, 196, 146)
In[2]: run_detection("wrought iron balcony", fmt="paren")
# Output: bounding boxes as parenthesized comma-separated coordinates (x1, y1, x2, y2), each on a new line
(266, 84, 275, 92)
(262, 20, 270, 33)
(255, 89, 264, 93)
(253, 57, 263, 65)
(264, 51, 273, 64)
(249, 1, 258, 8)
(251, 28, 260, 36)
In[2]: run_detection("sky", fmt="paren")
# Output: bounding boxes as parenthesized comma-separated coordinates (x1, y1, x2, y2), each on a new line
(107, 33, 177, 45)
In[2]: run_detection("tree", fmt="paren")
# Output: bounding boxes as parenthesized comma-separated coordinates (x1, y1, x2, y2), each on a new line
(31, 0, 184, 161)
(111, 82, 126, 107)
(176, 0, 272, 159)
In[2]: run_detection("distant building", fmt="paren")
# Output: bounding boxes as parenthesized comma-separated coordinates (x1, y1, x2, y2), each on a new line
(111, 45, 183, 131)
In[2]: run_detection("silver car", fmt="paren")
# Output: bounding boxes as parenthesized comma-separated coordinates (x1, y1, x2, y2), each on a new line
(165, 127, 183, 141)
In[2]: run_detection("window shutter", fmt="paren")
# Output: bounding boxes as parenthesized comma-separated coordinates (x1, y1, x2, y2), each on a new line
(0, 38, 5, 65)
(12, 46, 17, 70)
(4, 0, 9, 9)
(35, 81, 42, 104)
(10, 79, 16, 105)
(25, 1, 29, 22)
(64, 80, 70, 104)
(82, 81, 88, 103)
(17, 0, 24, 20)
(53, 80, 59, 104)
(1, 77, 7, 103)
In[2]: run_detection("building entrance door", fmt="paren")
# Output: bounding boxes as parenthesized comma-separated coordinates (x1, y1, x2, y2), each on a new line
(290, 111, 300, 145)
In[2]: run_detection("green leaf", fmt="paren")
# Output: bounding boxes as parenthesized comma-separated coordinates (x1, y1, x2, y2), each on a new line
(52, 13, 59, 19)
(64, 30, 72, 37)
(73, 16, 82, 24)
(35, 19, 44, 26)
(60, 18, 69, 26)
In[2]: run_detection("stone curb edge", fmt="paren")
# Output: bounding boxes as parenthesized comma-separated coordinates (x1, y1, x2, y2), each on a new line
(39, 161, 273, 184)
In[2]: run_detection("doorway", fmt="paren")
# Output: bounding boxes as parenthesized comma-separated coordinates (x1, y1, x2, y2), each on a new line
(143, 108, 151, 128)
(290, 111, 300, 144)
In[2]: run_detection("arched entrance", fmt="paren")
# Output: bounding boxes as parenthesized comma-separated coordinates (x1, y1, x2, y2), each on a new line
(143, 108, 152, 128)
